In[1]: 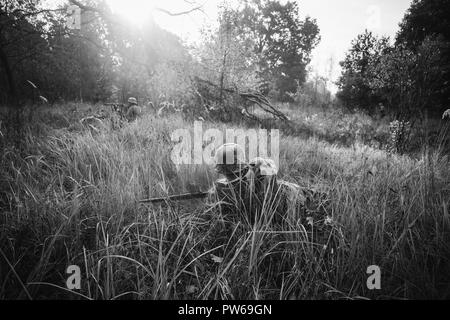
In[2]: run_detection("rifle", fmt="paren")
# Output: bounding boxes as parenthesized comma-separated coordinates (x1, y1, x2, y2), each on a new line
(104, 102, 124, 107)
(139, 191, 209, 204)
(104, 103, 127, 120)
(104, 102, 125, 111)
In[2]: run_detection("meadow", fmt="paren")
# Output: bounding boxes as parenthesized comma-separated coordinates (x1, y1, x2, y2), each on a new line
(0, 102, 449, 300)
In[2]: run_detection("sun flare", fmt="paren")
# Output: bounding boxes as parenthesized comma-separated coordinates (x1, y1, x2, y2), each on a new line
(106, 0, 157, 26)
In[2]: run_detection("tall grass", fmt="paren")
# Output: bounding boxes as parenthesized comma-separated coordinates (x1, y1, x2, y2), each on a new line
(0, 106, 449, 300)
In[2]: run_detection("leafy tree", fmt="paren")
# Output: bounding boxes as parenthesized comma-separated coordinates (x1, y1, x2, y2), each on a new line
(190, 5, 261, 120)
(0, 0, 53, 103)
(337, 30, 391, 111)
(195, 5, 260, 93)
(338, 1, 450, 118)
(396, 0, 450, 115)
(396, 0, 450, 49)
(237, 0, 320, 100)
(0, 0, 115, 103)
(108, 15, 191, 103)
(369, 38, 446, 119)
(0, 0, 195, 105)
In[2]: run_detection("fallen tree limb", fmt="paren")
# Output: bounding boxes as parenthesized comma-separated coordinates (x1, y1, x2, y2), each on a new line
(193, 77, 290, 122)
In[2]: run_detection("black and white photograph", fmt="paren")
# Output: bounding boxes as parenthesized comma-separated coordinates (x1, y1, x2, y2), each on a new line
(0, 0, 449, 303)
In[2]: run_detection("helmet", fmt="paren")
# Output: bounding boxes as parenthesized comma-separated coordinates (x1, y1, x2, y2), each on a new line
(248, 157, 278, 176)
(214, 143, 246, 176)
(127, 97, 138, 105)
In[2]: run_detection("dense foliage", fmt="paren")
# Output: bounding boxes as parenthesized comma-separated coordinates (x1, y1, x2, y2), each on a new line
(337, 0, 450, 118)
(0, 0, 320, 107)
(236, 0, 320, 100)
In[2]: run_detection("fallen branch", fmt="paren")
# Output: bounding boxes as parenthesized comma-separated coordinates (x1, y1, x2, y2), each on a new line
(193, 77, 290, 122)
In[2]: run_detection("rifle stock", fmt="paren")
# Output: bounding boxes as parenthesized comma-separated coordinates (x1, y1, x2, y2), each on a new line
(139, 191, 209, 204)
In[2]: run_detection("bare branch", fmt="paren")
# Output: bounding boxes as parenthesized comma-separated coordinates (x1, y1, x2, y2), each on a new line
(68, 0, 99, 13)
(12, 8, 65, 18)
(154, 4, 205, 17)
(69, 0, 206, 17)
(193, 77, 290, 122)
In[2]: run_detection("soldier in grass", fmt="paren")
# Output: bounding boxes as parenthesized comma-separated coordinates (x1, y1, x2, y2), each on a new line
(205, 144, 337, 281)
(125, 97, 142, 122)
(208, 143, 314, 225)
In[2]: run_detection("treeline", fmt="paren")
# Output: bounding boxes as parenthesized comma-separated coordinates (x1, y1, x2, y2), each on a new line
(0, 0, 321, 110)
(0, 0, 192, 105)
(337, 0, 450, 119)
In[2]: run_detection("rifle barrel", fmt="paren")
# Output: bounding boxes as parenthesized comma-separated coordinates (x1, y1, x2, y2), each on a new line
(139, 192, 209, 204)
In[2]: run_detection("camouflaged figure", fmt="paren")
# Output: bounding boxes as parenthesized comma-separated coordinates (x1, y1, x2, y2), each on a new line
(208, 143, 307, 225)
(125, 97, 142, 122)
(206, 144, 336, 273)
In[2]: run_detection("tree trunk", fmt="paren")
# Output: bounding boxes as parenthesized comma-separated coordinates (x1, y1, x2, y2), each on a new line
(219, 51, 227, 104)
(0, 37, 23, 147)
(0, 45, 17, 104)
